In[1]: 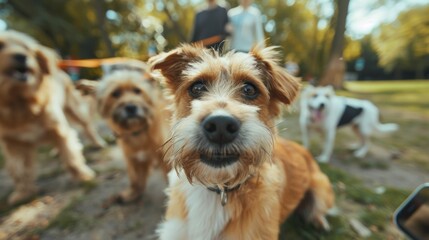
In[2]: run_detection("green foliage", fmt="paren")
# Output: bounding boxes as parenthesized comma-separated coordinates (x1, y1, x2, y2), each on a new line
(372, 4, 429, 76)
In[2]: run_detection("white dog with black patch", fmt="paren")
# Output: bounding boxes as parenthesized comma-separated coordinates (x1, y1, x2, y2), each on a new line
(300, 85, 398, 163)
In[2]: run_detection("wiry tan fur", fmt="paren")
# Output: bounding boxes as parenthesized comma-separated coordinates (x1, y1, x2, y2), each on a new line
(0, 30, 98, 204)
(78, 63, 171, 203)
(150, 44, 335, 239)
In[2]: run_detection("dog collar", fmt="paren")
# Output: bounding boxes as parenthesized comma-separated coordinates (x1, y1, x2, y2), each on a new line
(207, 184, 242, 207)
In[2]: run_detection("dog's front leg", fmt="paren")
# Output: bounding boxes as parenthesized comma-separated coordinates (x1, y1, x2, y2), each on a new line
(49, 108, 95, 182)
(52, 124, 96, 181)
(118, 156, 151, 203)
(317, 126, 336, 163)
(1, 139, 38, 205)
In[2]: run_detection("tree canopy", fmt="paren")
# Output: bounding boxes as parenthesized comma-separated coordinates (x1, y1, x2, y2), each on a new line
(372, 4, 429, 79)
(0, 0, 427, 80)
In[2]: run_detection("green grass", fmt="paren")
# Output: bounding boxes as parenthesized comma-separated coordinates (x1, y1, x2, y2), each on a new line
(279, 164, 410, 239)
(341, 81, 429, 171)
(280, 81, 426, 238)
(295, 81, 429, 171)
(344, 80, 429, 117)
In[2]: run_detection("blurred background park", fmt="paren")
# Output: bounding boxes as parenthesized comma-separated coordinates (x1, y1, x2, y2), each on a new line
(1, 0, 429, 239)
(0, 0, 428, 83)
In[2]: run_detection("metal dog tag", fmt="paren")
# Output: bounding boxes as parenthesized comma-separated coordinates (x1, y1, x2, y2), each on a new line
(220, 189, 228, 206)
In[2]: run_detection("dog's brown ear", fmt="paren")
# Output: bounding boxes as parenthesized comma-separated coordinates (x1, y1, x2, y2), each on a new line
(35, 47, 58, 75)
(75, 79, 99, 95)
(149, 44, 203, 91)
(36, 50, 51, 75)
(250, 46, 301, 105)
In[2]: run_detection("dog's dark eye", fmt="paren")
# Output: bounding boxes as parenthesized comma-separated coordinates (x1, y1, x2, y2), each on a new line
(189, 81, 207, 98)
(0, 42, 4, 50)
(133, 88, 141, 94)
(111, 89, 121, 98)
(242, 82, 258, 100)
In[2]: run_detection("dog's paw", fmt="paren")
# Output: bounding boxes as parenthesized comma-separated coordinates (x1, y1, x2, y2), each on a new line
(75, 166, 96, 182)
(316, 155, 330, 163)
(353, 149, 367, 158)
(8, 187, 38, 205)
(346, 143, 361, 151)
(117, 188, 141, 204)
(102, 189, 141, 208)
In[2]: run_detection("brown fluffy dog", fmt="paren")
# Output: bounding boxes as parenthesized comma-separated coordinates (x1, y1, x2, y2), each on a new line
(79, 62, 170, 203)
(150, 44, 335, 239)
(0, 31, 98, 204)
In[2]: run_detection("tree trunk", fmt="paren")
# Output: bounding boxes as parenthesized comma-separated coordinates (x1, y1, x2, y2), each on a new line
(92, 0, 115, 57)
(318, 0, 350, 88)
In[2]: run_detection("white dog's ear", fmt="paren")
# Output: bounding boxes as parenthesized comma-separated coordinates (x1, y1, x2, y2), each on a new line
(324, 85, 334, 91)
(303, 84, 314, 94)
(149, 44, 204, 91)
(250, 46, 301, 106)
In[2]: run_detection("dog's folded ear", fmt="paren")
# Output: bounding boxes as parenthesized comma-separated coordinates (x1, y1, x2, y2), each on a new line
(36, 50, 51, 75)
(250, 46, 301, 106)
(75, 79, 99, 95)
(35, 46, 60, 76)
(148, 44, 203, 90)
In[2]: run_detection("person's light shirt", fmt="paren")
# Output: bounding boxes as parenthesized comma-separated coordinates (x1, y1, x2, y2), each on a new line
(228, 5, 264, 52)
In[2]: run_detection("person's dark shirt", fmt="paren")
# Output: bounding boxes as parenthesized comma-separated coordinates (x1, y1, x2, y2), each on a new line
(191, 5, 229, 50)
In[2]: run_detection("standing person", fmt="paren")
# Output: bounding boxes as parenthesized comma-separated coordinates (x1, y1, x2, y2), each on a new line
(228, 0, 264, 52)
(191, 0, 230, 51)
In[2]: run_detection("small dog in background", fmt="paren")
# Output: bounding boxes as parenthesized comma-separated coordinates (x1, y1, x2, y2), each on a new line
(0, 30, 97, 204)
(78, 61, 171, 203)
(150, 44, 334, 239)
(300, 85, 398, 162)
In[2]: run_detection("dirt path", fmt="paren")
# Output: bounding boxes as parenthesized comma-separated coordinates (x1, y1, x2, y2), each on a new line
(331, 150, 429, 191)
(1, 111, 428, 239)
(0, 146, 167, 240)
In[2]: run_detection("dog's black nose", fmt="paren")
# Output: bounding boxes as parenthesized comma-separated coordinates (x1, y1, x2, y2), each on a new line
(319, 103, 325, 109)
(202, 115, 240, 144)
(13, 54, 27, 64)
(125, 104, 137, 115)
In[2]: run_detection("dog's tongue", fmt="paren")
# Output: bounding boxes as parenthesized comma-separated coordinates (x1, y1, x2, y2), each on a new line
(311, 109, 322, 122)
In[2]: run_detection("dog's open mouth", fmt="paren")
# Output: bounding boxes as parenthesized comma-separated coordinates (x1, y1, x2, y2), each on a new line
(310, 107, 324, 122)
(200, 152, 240, 168)
(8, 66, 31, 81)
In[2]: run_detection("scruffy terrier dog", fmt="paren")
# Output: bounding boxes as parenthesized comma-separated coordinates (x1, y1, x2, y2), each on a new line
(0, 30, 97, 204)
(150, 44, 335, 239)
(78, 62, 170, 203)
